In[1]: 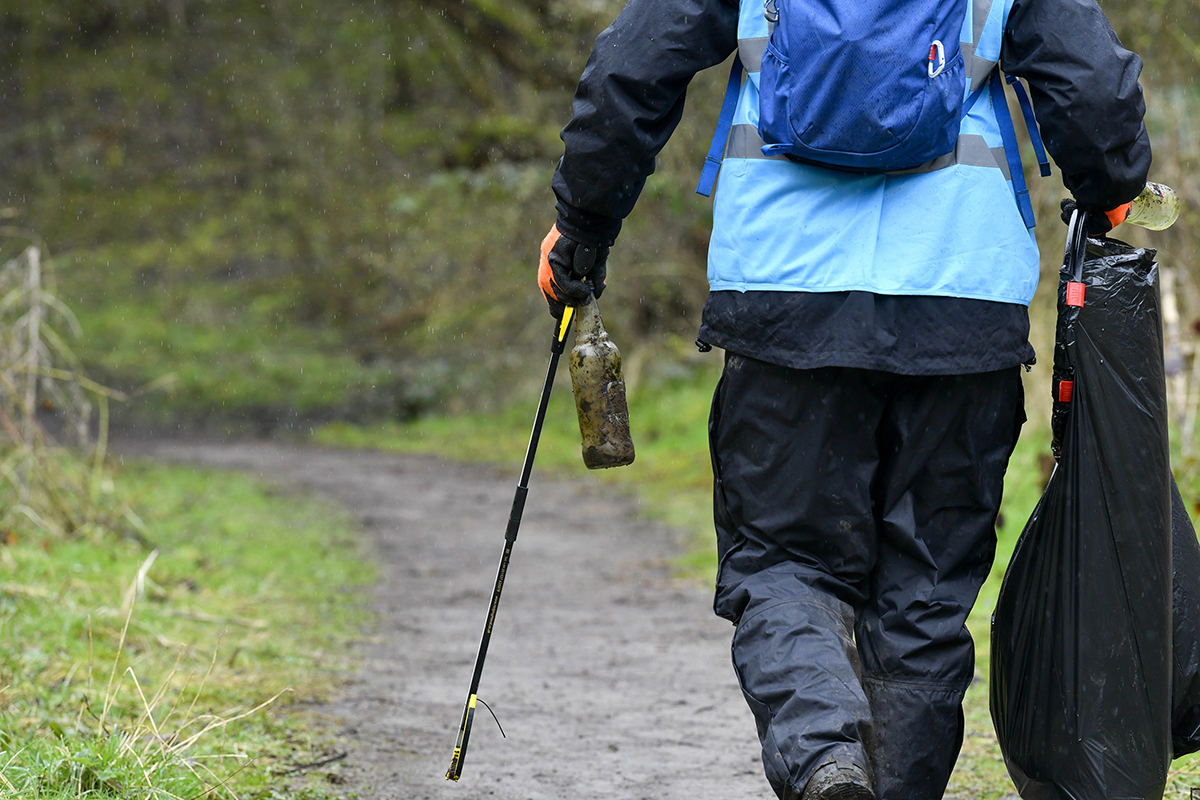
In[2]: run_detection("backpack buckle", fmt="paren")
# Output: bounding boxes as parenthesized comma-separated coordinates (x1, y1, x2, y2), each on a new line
(764, 0, 779, 24)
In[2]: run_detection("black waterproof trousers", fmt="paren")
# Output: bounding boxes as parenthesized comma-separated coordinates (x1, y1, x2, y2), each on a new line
(710, 354, 1025, 800)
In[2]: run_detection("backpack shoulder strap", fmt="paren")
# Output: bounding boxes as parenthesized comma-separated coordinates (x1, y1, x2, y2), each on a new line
(1005, 74, 1051, 178)
(696, 53, 745, 198)
(990, 69, 1040, 228)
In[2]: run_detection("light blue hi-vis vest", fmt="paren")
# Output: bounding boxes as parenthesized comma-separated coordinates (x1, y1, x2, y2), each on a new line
(708, 0, 1041, 306)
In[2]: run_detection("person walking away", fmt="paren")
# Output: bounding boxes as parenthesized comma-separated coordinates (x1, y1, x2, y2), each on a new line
(536, 0, 1151, 798)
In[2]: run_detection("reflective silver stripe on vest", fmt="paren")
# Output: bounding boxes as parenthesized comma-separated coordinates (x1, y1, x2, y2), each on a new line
(725, 123, 788, 161)
(963, 42, 999, 91)
(739, 37, 767, 73)
(891, 133, 1010, 178)
(973, 0, 993, 49)
(967, 0, 997, 89)
(724, 124, 1010, 179)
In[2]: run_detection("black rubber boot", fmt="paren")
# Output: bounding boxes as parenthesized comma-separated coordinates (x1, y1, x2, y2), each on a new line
(800, 762, 875, 800)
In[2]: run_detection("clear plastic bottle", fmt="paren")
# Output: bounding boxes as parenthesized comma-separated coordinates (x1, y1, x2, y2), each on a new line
(569, 294, 635, 469)
(1123, 182, 1181, 230)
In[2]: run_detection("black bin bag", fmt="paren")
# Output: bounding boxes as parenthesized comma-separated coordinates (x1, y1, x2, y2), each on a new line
(1170, 477, 1200, 759)
(990, 221, 1175, 800)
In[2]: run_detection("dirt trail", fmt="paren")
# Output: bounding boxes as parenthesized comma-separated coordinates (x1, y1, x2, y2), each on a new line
(132, 441, 769, 800)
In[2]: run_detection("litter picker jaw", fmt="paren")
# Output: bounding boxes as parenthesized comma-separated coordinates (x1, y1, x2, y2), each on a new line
(445, 695, 477, 782)
(445, 306, 575, 782)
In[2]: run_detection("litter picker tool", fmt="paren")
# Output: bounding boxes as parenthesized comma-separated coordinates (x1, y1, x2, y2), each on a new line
(445, 307, 575, 782)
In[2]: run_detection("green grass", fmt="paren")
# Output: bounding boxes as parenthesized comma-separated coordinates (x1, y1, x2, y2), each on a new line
(0, 458, 373, 798)
(72, 295, 402, 428)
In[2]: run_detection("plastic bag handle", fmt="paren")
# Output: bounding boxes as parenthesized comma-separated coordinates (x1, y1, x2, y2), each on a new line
(1064, 208, 1089, 284)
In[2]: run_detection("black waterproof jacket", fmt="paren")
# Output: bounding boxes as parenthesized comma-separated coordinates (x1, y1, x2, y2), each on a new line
(552, 0, 1152, 248)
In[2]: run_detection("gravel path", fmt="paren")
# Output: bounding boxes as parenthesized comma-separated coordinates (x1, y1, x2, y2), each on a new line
(132, 441, 770, 800)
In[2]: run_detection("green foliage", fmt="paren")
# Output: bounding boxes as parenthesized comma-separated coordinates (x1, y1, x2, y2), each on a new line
(0, 239, 145, 545)
(0, 0, 729, 427)
(1104, 0, 1200, 86)
(2, 0, 1200, 435)
(0, 459, 373, 798)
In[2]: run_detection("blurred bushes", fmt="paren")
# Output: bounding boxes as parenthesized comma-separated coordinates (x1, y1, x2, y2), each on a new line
(0, 0, 1197, 427)
(0, 0, 713, 425)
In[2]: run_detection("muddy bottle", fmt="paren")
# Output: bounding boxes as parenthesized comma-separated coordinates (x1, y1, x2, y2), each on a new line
(1123, 181, 1181, 230)
(569, 293, 635, 469)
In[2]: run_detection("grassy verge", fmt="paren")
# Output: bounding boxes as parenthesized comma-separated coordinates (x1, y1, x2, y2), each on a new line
(315, 364, 1200, 799)
(0, 457, 373, 799)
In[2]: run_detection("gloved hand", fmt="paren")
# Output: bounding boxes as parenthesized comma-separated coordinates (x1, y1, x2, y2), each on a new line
(538, 225, 609, 319)
(1059, 198, 1133, 237)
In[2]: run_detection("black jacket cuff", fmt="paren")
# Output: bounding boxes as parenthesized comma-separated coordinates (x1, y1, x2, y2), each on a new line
(554, 198, 622, 247)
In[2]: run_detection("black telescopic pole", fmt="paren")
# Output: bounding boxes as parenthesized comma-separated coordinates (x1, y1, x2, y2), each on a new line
(445, 307, 575, 782)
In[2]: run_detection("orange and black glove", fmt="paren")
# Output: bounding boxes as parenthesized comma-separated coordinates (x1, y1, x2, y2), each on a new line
(1059, 198, 1133, 237)
(538, 225, 609, 319)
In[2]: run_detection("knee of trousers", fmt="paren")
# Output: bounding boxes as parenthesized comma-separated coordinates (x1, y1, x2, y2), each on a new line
(854, 580, 982, 685)
(713, 492, 872, 625)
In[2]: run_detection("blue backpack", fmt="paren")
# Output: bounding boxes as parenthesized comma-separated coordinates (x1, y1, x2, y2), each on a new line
(759, 0, 966, 170)
(698, 0, 1050, 225)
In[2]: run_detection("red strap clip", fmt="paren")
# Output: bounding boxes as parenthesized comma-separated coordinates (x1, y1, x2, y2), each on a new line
(1056, 380, 1074, 403)
(1066, 281, 1085, 307)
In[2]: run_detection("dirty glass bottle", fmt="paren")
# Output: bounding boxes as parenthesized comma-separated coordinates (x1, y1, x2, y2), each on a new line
(569, 293, 635, 469)
(1123, 181, 1181, 230)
